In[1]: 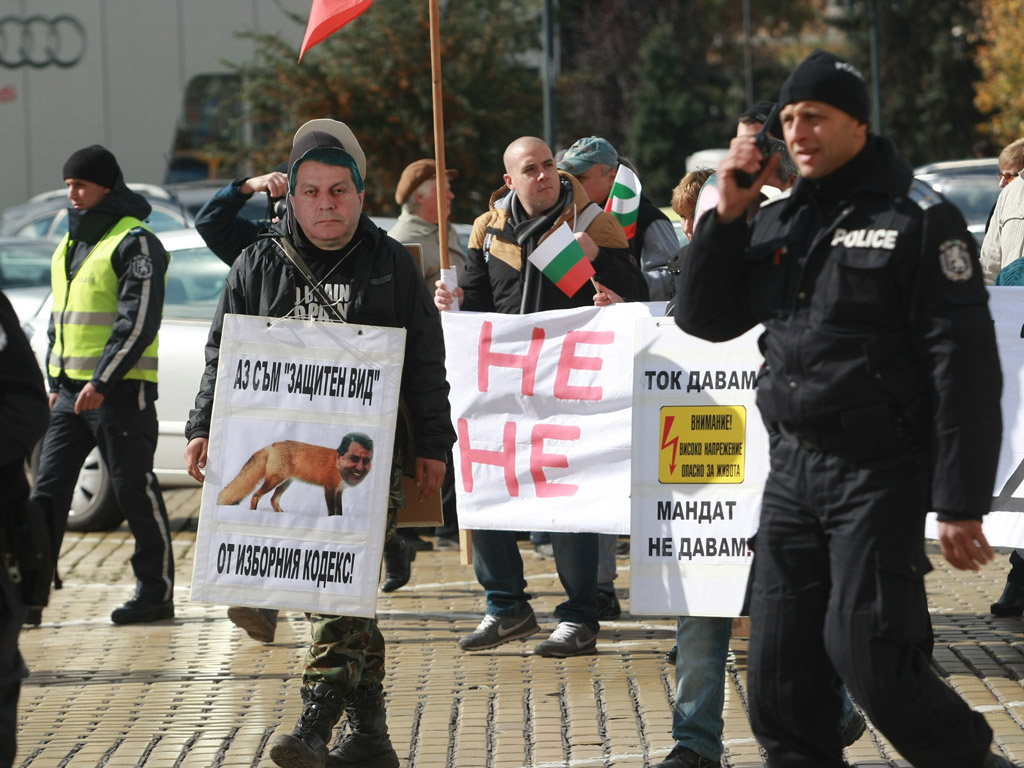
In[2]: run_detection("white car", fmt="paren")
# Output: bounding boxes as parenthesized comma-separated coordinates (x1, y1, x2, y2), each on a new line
(914, 158, 1001, 247)
(24, 229, 228, 531)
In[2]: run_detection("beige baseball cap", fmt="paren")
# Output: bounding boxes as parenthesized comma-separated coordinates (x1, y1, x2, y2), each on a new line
(290, 119, 366, 182)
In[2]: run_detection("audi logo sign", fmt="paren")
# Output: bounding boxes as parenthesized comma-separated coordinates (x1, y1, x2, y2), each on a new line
(0, 15, 86, 69)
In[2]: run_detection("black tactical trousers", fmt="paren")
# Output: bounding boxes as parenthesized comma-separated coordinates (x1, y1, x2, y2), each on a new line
(747, 433, 993, 768)
(32, 380, 174, 602)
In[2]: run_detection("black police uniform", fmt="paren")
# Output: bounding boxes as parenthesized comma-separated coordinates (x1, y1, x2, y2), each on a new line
(676, 135, 1002, 768)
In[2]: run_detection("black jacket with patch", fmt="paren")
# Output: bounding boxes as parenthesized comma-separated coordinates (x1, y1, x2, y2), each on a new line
(676, 135, 1002, 519)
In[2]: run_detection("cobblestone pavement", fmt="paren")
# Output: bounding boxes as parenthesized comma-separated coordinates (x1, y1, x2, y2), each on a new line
(13, 487, 1024, 767)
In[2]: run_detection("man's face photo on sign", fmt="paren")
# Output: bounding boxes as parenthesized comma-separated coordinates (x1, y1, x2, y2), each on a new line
(337, 434, 373, 487)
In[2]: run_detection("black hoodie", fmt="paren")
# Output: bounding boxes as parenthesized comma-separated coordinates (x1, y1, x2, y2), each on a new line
(47, 175, 168, 394)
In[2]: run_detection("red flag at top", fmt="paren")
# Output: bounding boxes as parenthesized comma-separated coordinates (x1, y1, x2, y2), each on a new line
(299, 0, 373, 61)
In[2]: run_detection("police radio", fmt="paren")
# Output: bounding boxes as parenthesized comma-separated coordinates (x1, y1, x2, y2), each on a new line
(733, 101, 781, 189)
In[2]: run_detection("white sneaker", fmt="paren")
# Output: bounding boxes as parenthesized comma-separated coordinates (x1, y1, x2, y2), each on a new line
(458, 609, 540, 651)
(533, 621, 598, 657)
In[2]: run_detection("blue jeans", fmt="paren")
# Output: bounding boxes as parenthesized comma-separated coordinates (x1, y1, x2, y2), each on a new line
(670, 615, 862, 763)
(471, 529, 599, 630)
(671, 616, 732, 761)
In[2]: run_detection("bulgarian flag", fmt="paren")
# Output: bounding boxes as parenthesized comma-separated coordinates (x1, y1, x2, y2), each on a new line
(604, 165, 642, 240)
(299, 0, 373, 61)
(528, 222, 596, 297)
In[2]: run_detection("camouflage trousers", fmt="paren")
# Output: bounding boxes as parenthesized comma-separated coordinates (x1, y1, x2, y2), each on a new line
(302, 440, 406, 697)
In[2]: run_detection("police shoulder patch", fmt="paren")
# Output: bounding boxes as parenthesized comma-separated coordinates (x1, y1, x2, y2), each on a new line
(938, 239, 972, 282)
(131, 252, 154, 280)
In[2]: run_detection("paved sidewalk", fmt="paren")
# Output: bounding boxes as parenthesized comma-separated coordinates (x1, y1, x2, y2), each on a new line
(13, 487, 1024, 767)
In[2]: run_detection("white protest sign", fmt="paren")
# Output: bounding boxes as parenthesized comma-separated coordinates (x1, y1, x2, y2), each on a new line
(630, 317, 766, 617)
(443, 303, 651, 534)
(190, 314, 405, 618)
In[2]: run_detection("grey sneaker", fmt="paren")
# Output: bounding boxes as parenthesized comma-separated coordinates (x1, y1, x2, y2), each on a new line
(533, 621, 598, 657)
(459, 609, 540, 651)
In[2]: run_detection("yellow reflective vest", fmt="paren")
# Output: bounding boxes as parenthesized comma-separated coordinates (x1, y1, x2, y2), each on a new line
(49, 217, 160, 383)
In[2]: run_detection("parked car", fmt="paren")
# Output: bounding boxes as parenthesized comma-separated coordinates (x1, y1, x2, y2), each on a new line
(24, 229, 228, 531)
(0, 183, 192, 241)
(914, 158, 1001, 247)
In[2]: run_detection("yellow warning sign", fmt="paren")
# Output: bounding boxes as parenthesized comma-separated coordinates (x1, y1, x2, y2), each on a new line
(659, 406, 746, 484)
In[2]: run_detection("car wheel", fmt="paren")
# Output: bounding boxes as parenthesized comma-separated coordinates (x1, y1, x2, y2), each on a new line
(29, 444, 124, 532)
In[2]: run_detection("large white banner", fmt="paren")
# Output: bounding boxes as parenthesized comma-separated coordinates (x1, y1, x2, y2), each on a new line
(190, 314, 405, 618)
(443, 290, 1024, 612)
(630, 318, 765, 616)
(443, 304, 652, 534)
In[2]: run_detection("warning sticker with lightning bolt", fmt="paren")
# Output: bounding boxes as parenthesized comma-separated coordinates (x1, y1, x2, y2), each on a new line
(659, 406, 747, 484)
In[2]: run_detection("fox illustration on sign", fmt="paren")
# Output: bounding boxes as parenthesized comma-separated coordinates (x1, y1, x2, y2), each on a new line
(217, 433, 374, 516)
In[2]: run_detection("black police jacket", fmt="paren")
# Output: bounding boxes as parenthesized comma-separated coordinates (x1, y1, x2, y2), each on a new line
(676, 136, 1002, 519)
(185, 213, 455, 463)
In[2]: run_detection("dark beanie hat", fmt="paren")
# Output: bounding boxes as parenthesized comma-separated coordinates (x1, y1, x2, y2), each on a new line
(778, 50, 870, 125)
(62, 144, 120, 188)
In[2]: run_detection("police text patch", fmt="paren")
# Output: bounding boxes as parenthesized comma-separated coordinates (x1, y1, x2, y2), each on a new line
(131, 253, 153, 280)
(830, 228, 898, 249)
(939, 239, 972, 282)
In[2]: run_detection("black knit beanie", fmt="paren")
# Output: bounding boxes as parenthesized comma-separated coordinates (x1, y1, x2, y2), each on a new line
(778, 50, 870, 125)
(62, 145, 120, 188)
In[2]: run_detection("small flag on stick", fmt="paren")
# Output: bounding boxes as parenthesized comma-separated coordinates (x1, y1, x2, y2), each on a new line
(299, 0, 373, 61)
(604, 165, 642, 240)
(527, 223, 596, 297)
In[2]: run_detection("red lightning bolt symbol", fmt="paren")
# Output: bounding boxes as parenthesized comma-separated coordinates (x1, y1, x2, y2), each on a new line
(661, 415, 678, 475)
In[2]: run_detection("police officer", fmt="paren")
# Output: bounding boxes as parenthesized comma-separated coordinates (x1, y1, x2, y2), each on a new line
(32, 145, 175, 625)
(676, 51, 1012, 768)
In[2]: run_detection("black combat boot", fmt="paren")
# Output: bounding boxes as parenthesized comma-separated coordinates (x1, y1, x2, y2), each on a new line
(270, 682, 345, 768)
(325, 691, 399, 768)
(381, 535, 413, 593)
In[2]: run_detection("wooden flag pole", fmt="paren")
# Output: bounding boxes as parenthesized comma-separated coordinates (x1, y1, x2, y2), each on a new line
(428, 0, 449, 272)
(428, 0, 473, 563)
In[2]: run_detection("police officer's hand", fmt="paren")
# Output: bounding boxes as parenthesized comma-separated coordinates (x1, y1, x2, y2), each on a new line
(937, 519, 995, 571)
(415, 457, 446, 502)
(434, 280, 463, 312)
(74, 382, 105, 413)
(48, 392, 58, 409)
(184, 437, 209, 484)
(715, 135, 782, 223)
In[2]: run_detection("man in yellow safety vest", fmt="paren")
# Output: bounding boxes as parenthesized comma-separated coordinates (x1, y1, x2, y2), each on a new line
(31, 144, 175, 625)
